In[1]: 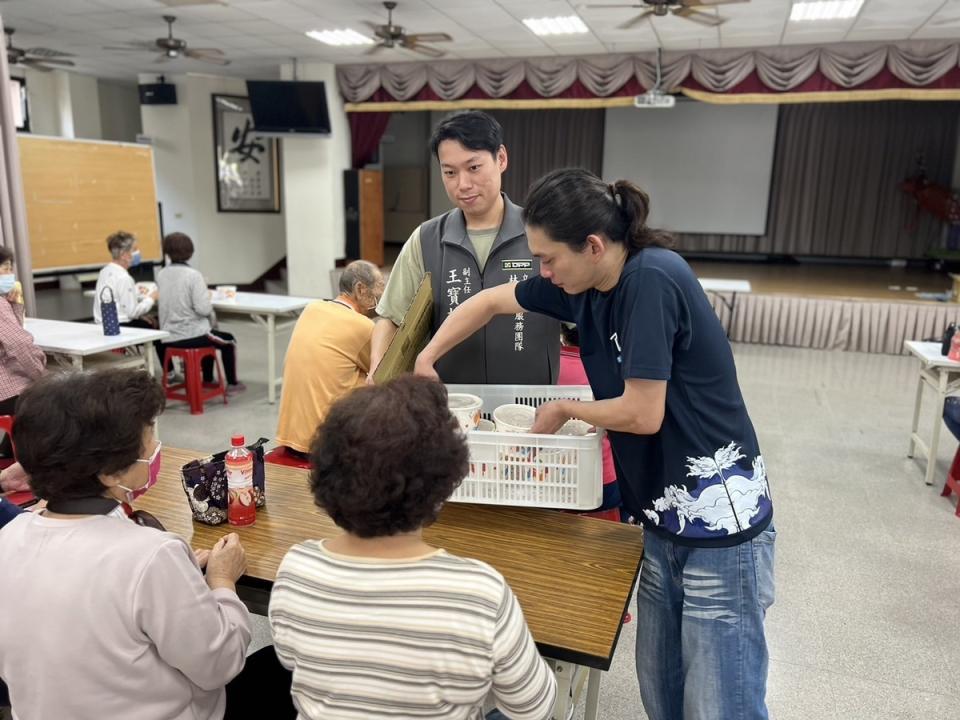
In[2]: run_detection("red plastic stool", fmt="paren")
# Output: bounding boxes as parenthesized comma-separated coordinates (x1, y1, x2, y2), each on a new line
(0, 415, 15, 471)
(941, 447, 960, 517)
(163, 347, 227, 415)
(264, 446, 312, 469)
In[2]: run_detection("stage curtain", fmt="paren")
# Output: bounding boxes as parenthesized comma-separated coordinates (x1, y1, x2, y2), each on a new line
(675, 101, 959, 259)
(706, 291, 960, 355)
(348, 111, 391, 168)
(487, 109, 604, 204)
(338, 41, 960, 106)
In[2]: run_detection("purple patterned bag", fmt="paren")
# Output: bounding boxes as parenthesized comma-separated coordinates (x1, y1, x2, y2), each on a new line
(181, 438, 268, 525)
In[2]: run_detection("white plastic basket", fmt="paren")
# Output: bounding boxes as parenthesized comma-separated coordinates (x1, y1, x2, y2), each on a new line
(445, 384, 604, 510)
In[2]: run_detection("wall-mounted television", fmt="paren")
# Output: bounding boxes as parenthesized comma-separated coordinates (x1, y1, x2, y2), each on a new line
(245, 80, 331, 136)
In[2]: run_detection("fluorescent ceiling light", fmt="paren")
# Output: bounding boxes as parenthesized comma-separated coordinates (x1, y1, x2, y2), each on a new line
(790, 0, 864, 22)
(306, 29, 374, 46)
(522, 15, 589, 36)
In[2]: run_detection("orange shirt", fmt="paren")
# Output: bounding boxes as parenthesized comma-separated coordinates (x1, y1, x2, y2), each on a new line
(276, 301, 373, 453)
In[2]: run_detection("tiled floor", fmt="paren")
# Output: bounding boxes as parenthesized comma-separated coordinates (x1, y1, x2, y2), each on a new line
(155, 321, 960, 719)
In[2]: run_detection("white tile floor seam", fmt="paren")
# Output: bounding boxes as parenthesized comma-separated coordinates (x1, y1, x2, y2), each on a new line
(155, 323, 960, 719)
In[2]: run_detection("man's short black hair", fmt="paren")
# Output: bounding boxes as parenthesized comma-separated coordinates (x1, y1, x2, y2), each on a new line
(309, 375, 468, 538)
(429, 110, 504, 160)
(13, 370, 165, 503)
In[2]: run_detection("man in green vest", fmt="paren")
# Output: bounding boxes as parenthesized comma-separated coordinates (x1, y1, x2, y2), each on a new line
(370, 110, 560, 384)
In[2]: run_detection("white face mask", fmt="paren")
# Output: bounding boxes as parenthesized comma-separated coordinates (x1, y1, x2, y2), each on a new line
(0, 274, 15, 294)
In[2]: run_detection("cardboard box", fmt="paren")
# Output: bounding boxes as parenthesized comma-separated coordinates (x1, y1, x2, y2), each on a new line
(373, 273, 433, 383)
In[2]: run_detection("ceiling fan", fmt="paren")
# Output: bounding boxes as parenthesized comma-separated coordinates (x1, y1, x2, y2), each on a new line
(5, 28, 74, 72)
(585, 0, 750, 28)
(365, 1, 452, 58)
(104, 15, 229, 65)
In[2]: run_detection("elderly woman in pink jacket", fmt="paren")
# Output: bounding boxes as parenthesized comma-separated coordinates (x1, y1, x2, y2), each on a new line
(0, 246, 45, 459)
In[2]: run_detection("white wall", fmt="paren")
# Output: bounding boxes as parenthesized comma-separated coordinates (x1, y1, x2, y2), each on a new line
(11, 67, 66, 136)
(140, 75, 200, 259)
(98, 80, 142, 142)
(603, 102, 779, 235)
(67, 73, 102, 139)
(11, 68, 106, 140)
(140, 72, 287, 284)
(280, 61, 351, 299)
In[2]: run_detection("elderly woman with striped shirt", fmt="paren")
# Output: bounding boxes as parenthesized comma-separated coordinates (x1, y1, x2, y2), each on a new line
(268, 375, 557, 720)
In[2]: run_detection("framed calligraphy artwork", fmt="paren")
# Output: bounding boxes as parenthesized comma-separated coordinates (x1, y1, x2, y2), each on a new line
(212, 94, 281, 213)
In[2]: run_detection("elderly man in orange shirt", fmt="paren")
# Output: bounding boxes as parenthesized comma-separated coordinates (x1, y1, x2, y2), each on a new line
(275, 260, 384, 460)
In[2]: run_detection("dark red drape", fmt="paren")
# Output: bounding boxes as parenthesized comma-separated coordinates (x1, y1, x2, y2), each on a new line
(348, 111, 392, 168)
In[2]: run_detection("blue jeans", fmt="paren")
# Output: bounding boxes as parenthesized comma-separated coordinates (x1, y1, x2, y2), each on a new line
(635, 527, 776, 720)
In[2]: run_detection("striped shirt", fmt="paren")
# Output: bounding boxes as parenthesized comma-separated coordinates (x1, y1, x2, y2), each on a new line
(269, 540, 557, 720)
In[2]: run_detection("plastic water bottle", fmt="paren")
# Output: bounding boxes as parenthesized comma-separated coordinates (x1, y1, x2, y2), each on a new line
(225, 434, 256, 527)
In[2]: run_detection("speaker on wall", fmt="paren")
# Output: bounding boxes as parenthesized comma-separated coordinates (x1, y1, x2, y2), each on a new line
(343, 169, 384, 266)
(138, 83, 177, 105)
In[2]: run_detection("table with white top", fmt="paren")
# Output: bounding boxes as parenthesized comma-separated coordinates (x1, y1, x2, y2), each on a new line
(25, 318, 169, 377)
(212, 292, 315, 404)
(699, 278, 753, 293)
(699, 278, 752, 336)
(904, 340, 960, 486)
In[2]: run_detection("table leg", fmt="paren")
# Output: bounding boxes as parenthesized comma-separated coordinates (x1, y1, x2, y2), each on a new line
(145, 344, 156, 378)
(727, 291, 738, 339)
(267, 314, 277, 405)
(927, 370, 949, 486)
(583, 668, 601, 720)
(908, 364, 924, 458)
(550, 660, 574, 720)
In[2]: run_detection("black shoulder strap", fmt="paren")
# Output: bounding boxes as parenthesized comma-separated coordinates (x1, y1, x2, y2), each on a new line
(46, 497, 121, 515)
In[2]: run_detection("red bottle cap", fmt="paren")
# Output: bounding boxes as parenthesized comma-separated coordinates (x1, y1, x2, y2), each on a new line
(231, 434, 245, 447)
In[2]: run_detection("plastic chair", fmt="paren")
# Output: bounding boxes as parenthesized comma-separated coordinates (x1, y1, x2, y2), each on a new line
(162, 347, 227, 415)
(0, 415, 14, 472)
(264, 446, 312, 469)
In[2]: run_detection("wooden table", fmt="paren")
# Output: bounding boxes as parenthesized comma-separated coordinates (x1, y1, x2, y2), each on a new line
(24, 317, 168, 376)
(140, 447, 645, 720)
(904, 340, 960, 485)
(211, 292, 314, 404)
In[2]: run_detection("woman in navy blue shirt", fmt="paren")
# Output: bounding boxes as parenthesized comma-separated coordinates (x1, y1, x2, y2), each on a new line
(416, 168, 775, 720)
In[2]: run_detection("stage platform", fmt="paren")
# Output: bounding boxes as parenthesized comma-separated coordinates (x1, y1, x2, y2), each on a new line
(689, 260, 958, 355)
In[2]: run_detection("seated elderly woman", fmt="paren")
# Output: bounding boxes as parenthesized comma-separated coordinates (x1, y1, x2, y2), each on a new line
(268, 375, 557, 720)
(0, 246, 45, 457)
(157, 232, 242, 390)
(0, 370, 251, 720)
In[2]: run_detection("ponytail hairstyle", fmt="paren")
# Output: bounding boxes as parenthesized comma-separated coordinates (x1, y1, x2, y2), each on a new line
(522, 168, 673, 255)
